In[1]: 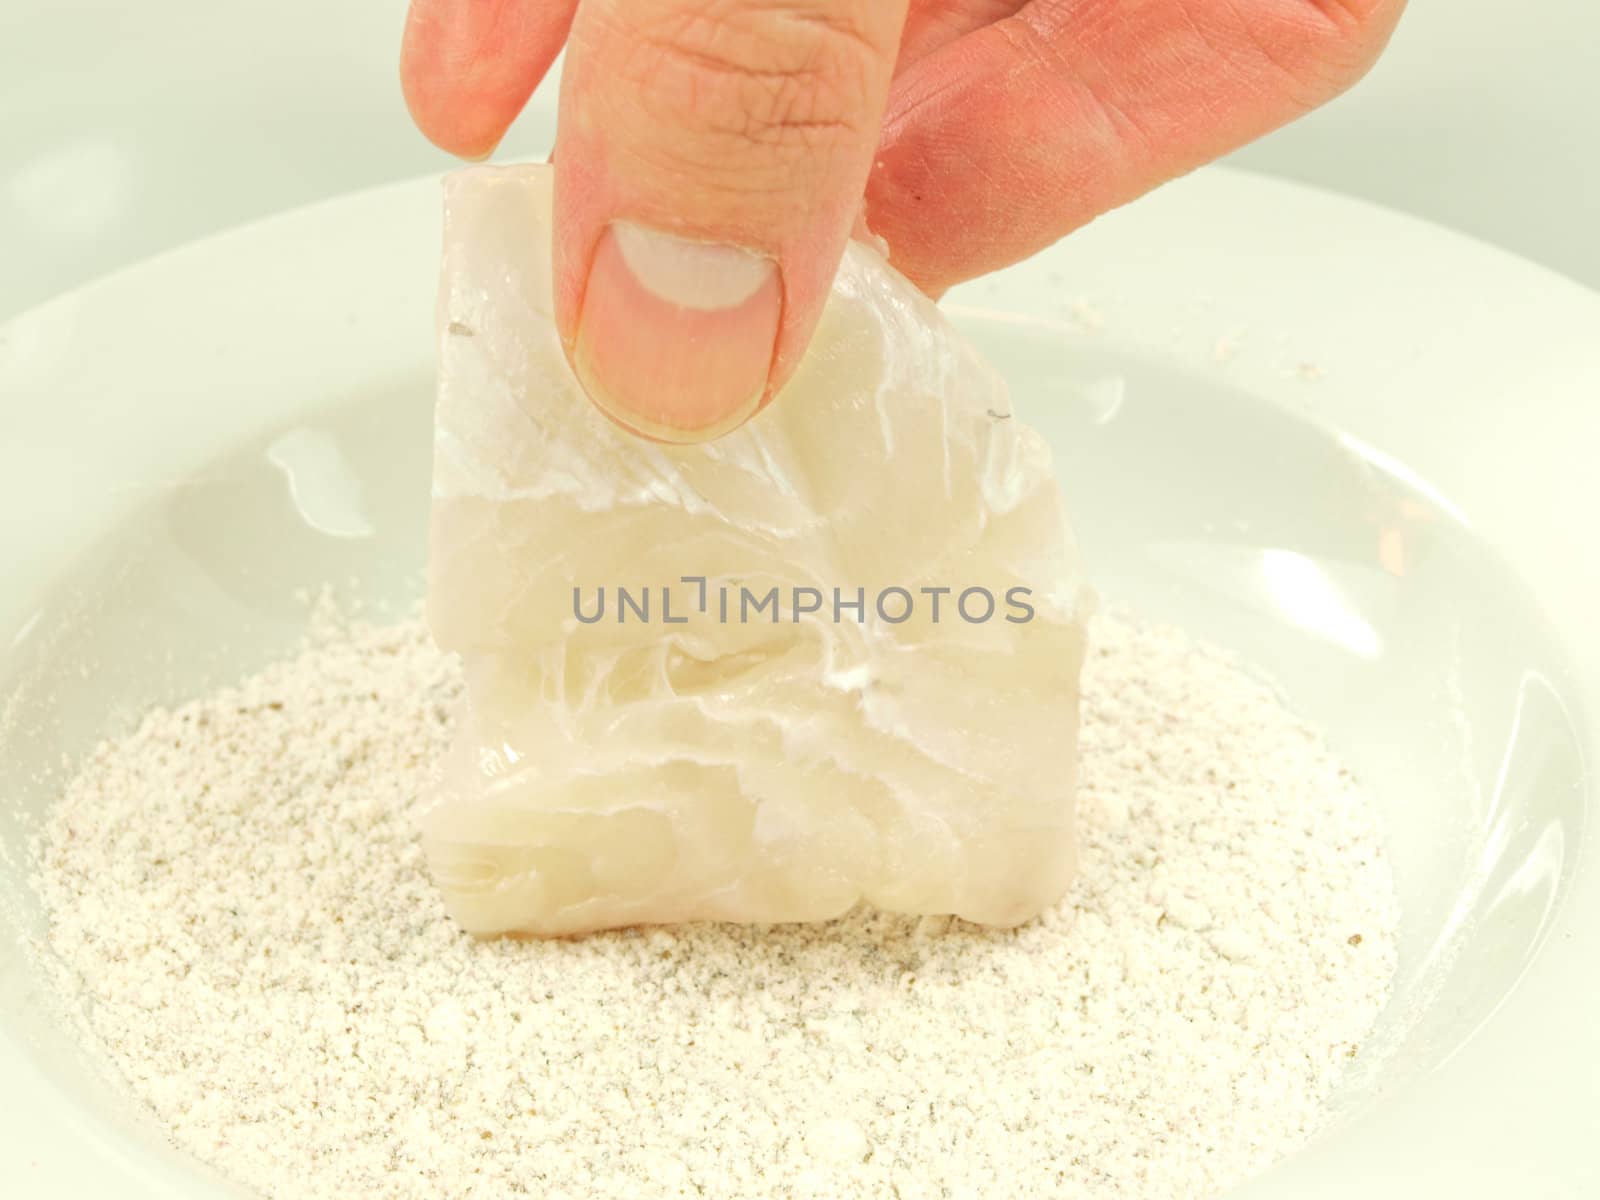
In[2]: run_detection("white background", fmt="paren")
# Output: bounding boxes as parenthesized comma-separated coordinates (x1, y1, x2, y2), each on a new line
(1, 0, 1595, 320)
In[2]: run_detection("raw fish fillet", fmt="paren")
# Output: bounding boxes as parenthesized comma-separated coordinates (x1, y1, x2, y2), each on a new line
(423, 165, 1092, 936)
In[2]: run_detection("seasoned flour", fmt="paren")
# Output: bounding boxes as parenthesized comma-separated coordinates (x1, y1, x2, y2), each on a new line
(28, 611, 1398, 1199)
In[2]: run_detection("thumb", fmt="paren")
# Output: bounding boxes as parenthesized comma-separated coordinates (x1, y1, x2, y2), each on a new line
(551, 0, 909, 443)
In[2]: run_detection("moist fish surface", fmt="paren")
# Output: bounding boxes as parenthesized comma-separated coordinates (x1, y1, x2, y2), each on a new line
(424, 164, 1093, 936)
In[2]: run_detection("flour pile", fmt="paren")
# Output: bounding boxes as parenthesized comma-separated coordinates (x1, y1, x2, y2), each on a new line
(29, 611, 1398, 1200)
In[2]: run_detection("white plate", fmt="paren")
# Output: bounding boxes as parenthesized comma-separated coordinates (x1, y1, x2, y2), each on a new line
(1, 167, 1596, 1197)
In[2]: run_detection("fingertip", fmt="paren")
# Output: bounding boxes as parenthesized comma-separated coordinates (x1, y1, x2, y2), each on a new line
(401, 74, 507, 161)
(400, 0, 576, 159)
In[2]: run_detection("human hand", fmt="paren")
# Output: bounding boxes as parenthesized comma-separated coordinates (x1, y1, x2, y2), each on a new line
(402, 1, 1404, 443)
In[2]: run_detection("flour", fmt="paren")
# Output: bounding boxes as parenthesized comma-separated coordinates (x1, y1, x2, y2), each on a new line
(28, 610, 1399, 1199)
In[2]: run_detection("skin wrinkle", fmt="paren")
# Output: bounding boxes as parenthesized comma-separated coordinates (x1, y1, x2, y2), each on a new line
(1020, 0, 1280, 127)
(1201, 0, 1358, 111)
(1218, 0, 1401, 100)
(1019, 0, 1390, 115)
(1214, 2, 1320, 111)
(603, 10, 876, 158)
(1306, 0, 1392, 37)
(589, 72, 851, 207)
(776, 5, 897, 61)
(990, 16, 1159, 167)
(1162, 1, 1300, 121)
(573, 87, 836, 204)
(898, 0, 1026, 67)
(1300, 0, 1403, 95)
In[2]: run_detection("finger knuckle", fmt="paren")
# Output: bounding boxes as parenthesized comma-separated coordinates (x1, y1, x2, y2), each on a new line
(622, 4, 882, 160)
